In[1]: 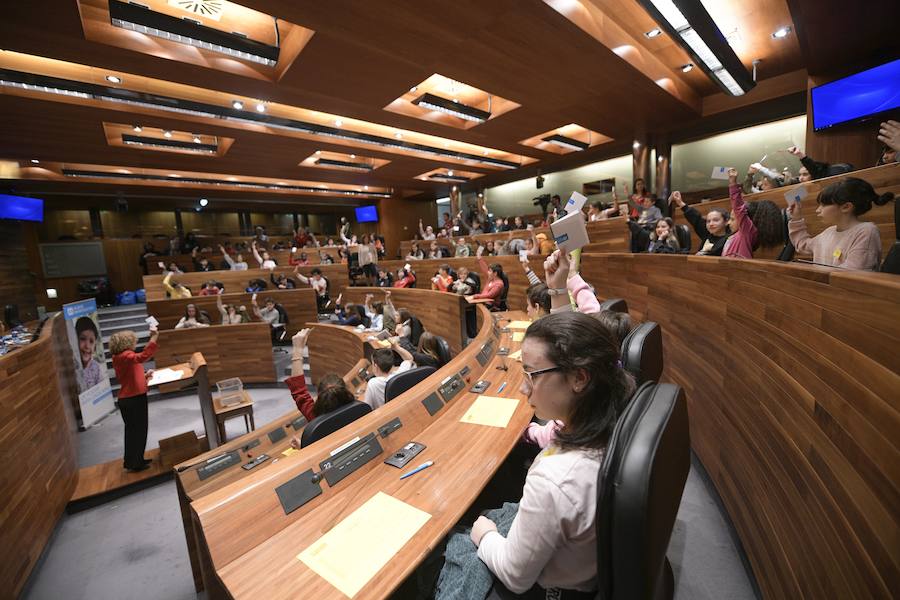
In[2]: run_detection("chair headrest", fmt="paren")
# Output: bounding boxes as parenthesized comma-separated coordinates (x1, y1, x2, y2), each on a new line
(433, 336, 452, 367)
(300, 401, 372, 448)
(384, 366, 436, 403)
(621, 321, 663, 385)
(598, 298, 628, 314)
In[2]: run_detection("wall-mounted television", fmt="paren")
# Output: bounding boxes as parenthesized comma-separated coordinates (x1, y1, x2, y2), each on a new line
(355, 205, 378, 223)
(811, 59, 900, 131)
(0, 194, 44, 222)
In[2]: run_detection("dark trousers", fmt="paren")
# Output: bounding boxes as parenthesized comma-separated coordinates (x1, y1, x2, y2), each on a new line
(119, 393, 149, 469)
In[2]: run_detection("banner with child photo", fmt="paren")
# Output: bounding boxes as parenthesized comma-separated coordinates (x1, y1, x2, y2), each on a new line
(64, 298, 114, 428)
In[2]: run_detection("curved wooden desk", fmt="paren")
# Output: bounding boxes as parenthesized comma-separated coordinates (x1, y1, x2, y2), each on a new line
(578, 253, 899, 599)
(156, 323, 276, 385)
(147, 288, 317, 337)
(0, 314, 79, 597)
(188, 305, 528, 597)
(307, 323, 374, 385)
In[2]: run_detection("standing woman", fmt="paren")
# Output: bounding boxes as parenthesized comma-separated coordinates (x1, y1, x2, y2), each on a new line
(110, 325, 159, 472)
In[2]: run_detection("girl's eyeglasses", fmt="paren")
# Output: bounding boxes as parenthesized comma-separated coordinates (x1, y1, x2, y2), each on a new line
(523, 365, 563, 387)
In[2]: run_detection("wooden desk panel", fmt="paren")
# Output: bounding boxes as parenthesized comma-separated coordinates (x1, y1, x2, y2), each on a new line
(307, 324, 370, 385)
(340, 287, 467, 354)
(579, 253, 899, 599)
(190, 306, 501, 581)
(0, 315, 79, 598)
(156, 323, 276, 385)
(149, 248, 343, 274)
(142, 264, 350, 303)
(147, 288, 317, 337)
(672, 162, 898, 258)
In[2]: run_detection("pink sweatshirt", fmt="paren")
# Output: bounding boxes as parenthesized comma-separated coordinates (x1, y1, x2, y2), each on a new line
(524, 420, 562, 448)
(549, 273, 601, 315)
(721, 183, 758, 259)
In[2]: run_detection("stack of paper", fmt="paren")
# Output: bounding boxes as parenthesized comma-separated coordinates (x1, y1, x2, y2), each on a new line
(147, 368, 184, 386)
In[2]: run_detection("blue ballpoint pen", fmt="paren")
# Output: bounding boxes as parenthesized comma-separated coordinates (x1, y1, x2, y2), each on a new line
(497, 382, 507, 393)
(400, 460, 434, 480)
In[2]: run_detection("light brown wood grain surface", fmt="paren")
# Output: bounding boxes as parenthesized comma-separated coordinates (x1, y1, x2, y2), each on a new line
(156, 323, 276, 385)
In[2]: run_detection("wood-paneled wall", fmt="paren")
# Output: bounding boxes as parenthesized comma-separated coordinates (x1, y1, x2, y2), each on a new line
(0, 220, 39, 322)
(0, 314, 79, 597)
(147, 288, 317, 337)
(142, 264, 350, 303)
(673, 163, 898, 259)
(307, 324, 369, 385)
(155, 322, 276, 385)
(579, 253, 900, 599)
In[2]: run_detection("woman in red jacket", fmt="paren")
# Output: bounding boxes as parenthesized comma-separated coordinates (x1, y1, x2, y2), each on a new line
(110, 326, 159, 472)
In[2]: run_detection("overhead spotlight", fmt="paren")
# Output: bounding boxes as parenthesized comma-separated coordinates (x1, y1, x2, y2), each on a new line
(452, 186, 458, 192)
(199, 198, 208, 207)
(478, 192, 484, 198)
(409, 86, 418, 92)
(772, 26, 791, 39)
(231, 100, 244, 110)
(256, 102, 266, 112)
(350, 154, 356, 158)
(105, 75, 122, 84)
(163, 130, 173, 138)
(30, 159, 39, 164)
(447, 170, 454, 176)
(658, 155, 665, 162)
(334, 119, 343, 127)
(193, 135, 201, 143)
(645, 28, 662, 38)
(395, 132, 403, 139)
(315, 150, 321, 155)
(364, 185, 369, 190)
(133, 125, 142, 132)
(633, 141, 641, 149)
(681, 63, 694, 72)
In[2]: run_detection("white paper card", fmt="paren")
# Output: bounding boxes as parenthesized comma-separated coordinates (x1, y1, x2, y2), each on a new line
(549, 210, 590, 253)
(147, 368, 184, 386)
(710, 166, 729, 180)
(563, 191, 587, 215)
(145, 316, 159, 328)
(784, 186, 808, 206)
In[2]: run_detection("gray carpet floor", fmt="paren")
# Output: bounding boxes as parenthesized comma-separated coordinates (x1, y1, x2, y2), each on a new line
(23, 388, 758, 600)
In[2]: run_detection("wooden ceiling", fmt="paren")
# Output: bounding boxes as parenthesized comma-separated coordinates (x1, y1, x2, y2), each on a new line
(0, 0, 839, 210)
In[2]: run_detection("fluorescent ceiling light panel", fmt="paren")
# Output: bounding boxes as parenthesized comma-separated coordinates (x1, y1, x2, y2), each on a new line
(541, 133, 590, 151)
(412, 93, 491, 123)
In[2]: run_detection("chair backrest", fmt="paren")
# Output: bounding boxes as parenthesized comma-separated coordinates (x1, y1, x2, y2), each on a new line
(409, 316, 424, 346)
(433, 335, 452, 367)
(674, 224, 691, 253)
(776, 208, 796, 262)
(881, 241, 900, 274)
(300, 401, 372, 448)
(384, 366, 436, 402)
(275, 303, 289, 325)
(354, 304, 370, 328)
(596, 383, 690, 600)
(468, 272, 481, 293)
(598, 298, 628, 314)
(621, 321, 663, 385)
(825, 163, 854, 177)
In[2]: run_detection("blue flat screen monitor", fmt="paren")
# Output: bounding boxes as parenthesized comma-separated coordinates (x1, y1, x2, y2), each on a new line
(355, 205, 378, 223)
(811, 59, 900, 131)
(0, 195, 44, 222)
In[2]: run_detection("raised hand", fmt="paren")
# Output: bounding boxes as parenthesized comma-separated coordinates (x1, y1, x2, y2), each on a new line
(787, 146, 804, 157)
(786, 200, 802, 221)
(668, 191, 685, 208)
(878, 120, 900, 152)
(747, 163, 759, 174)
(727, 167, 738, 182)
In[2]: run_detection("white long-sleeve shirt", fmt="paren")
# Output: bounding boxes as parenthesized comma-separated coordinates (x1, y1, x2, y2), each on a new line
(362, 360, 414, 409)
(478, 445, 603, 593)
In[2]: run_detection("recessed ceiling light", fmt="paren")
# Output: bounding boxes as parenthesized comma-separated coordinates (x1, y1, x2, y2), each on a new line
(193, 135, 201, 143)
(409, 86, 418, 93)
(681, 63, 694, 72)
(633, 141, 641, 149)
(199, 198, 208, 207)
(105, 75, 122, 84)
(232, 100, 244, 110)
(447, 170, 454, 176)
(315, 150, 321, 155)
(772, 26, 791, 39)
(164, 130, 173, 138)
(364, 185, 368, 190)
(350, 154, 356, 158)
(334, 119, 343, 127)
(133, 125, 142, 132)
(478, 192, 483, 198)
(645, 28, 662, 38)
(169, 173, 180, 177)
(30, 159, 39, 164)
(395, 132, 403, 139)
(256, 102, 266, 112)
(452, 186, 458, 191)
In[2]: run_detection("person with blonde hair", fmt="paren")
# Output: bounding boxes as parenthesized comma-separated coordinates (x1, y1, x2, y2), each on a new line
(110, 325, 159, 472)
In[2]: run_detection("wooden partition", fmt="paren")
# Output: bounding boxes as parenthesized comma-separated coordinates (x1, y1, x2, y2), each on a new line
(579, 253, 899, 599)
(398, 227, 549, 258)
(156, 323, 276, 385)
(188, 306, 526, 597)
(340, 286, 467, 354)
(0, 315, 79, 597)
(307, 324, 371, 385)
(672, 162, 898, 259)
(148, 247, 345, 274)
(142, 263, 350, 303)
(147, 288, 317, 336)
(379, 255, 541, 313)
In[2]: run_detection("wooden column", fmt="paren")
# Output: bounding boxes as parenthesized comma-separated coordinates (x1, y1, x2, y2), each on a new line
(449, 187, 460, 218)
(377, 194, 436, 259)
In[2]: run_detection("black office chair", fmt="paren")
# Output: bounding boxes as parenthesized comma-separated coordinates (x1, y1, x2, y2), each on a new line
(469, 272, 482, 293)
(384, 366, 436, 403)
(433, 335, 452, 367)
(491, 273, 510, 312)
(824, 163, 854, 177)
(674, 224, 691, 254)
(353, 304, 371, 328)
(775, 208, 796, 262)
(879, 200, 899, 274)
(300, 401, 372, 448)
(598, 298, 628, 314)
(621, 321, 663, 386)
(595, 382, 690, 600)
(409, 316, 425, 346)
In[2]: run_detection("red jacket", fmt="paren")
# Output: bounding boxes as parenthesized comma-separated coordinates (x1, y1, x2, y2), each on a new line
(112, 340, 158, 399)
(393, 274, 416, 288)
(286, 374, 315, 421)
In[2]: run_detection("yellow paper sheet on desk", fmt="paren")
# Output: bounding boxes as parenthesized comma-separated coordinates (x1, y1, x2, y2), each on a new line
(507, 320, 531, 330)
(512, 331, 526, 342)
(281, 447, 298, 457)
(460, 395, 520, 428)
(298, 492, 431, 598)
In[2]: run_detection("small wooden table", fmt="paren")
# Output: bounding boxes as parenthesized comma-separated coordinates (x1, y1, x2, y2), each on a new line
(213, 390, 255, 442)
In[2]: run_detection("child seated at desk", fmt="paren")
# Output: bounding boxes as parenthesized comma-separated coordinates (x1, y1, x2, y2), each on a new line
(363, 343, 415, 410)
(286, 329, 357, 426)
